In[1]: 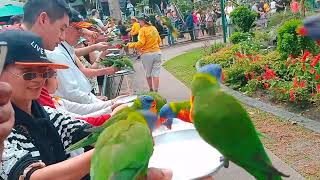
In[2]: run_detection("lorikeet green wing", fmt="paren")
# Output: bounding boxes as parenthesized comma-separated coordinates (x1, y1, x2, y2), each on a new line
(66, 95, 156, 151)
(191, 73, 288, 180)
(91, 111, 154, 180)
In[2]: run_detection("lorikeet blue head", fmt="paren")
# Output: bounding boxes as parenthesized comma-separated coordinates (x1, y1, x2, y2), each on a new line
(159, 104, 176, 129)
(137, 110, 158, 130)
(138, 95, 157, 113)
(198, 64, 224, 83)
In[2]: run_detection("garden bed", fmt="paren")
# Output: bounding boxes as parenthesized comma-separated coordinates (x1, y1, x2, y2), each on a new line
(163, 49, 320, 178)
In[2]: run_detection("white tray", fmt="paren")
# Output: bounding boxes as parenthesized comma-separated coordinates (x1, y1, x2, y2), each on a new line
(150, 119, 224, 180)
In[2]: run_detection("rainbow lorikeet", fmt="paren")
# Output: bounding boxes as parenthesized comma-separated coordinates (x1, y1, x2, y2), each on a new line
(91, 110, 157, 180)
(159, 101, 192, 129)
(139, 91, 167, 112)
(66, 95, 157, 151)
(190, 64, 289, 179)
(159, 64, 223, 129)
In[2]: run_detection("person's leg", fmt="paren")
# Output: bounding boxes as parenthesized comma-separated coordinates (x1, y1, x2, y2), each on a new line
(141, 53, 154, 91)
(150, 53, 162, 92)
(152, 77, 160, 92)
(146, 77, 153, 91)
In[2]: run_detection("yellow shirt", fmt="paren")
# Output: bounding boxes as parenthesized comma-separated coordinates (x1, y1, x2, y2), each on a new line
(128, 25, 161, 54)
(130, 22, 140, 36)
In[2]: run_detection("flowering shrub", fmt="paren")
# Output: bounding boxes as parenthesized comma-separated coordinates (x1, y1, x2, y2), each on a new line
(200, 45, 319, 105)
(277, 19, 318, 60)
(249, 50, 320, 104)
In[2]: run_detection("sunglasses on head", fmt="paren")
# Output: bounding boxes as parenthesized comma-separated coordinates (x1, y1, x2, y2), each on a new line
(8, 70, 57, 81)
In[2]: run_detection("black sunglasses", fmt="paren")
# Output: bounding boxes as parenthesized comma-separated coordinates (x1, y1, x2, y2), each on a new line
(8, 70, 57, 81)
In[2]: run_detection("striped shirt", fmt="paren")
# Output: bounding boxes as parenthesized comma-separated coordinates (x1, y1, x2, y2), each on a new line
(0, 101, 91, 180)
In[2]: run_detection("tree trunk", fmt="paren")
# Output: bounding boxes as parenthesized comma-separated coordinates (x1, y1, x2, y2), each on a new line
(301, 0, 305, 17)
(108, 0, 122, 20)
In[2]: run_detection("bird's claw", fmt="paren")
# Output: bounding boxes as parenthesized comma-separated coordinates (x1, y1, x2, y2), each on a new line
(220, 156, 229, 168)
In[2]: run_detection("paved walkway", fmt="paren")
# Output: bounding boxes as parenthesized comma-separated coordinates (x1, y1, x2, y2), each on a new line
(131, 40, 304, 179)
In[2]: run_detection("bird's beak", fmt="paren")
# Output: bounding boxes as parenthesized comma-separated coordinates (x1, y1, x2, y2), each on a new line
(221, 71, 225, 83)
(156, 117, 163, 128)
(150, 101, 157, 114)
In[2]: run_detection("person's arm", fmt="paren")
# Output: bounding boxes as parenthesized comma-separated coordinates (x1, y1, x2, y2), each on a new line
(75, 56, 117, 78)
(59, 98, 114, 116)
(127, 29, 146, 49)
(0, 82, 14, 158)
(75, 42, 110, 57)
(30, 150, 93, 180)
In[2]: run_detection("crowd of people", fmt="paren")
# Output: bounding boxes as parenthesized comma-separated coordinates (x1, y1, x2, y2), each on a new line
(0, 0, 169, 179)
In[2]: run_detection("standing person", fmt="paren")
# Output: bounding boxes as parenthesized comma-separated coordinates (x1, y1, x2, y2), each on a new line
(90, 9, 109, 31)
(270, 0, 277, 14)
(192, 11, 200, 39)
(206, 10, 215, 36)
(213, 6, 222, 34)
(0, 82, 14, 160)
(130, 16, 140, 42)
(166, 11, 175, 45)
(224, 1, 234, 37)
(126, 16, 162, 92)
(118, 20, 130, 43)
(186, 11, 195, 41)
(290, 0, 300, 13)
(276, 0, 285, 12)
(154, 15, 166, 45)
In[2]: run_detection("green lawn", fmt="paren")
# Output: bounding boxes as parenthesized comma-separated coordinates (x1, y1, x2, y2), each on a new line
(163, 49, 202, 87)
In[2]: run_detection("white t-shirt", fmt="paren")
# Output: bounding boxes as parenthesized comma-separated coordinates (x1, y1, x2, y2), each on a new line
(270, 1, 276, 8)
(46, 41, 103, 104)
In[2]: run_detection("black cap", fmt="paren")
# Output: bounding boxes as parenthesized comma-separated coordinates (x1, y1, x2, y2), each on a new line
(0, 30, 68, 69)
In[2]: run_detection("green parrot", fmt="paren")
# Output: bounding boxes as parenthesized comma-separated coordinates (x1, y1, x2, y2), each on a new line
(91, 110, 157, 180)
(66, 95, 157, 151)
(159, 101, 192, 129)
(190, 64, 289, 180)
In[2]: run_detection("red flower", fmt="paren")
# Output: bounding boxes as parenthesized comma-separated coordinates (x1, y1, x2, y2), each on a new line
(317, 84, 320, 93)
(235, 52, 245, 58)
(311, 55, 320, 67)
(296, 26, 307, 36)
(301, 50, 310, 63)
(263, 83, 270, 89)
(263, 66, 277, 80)
(293, 76, 299, 88)
(290, 89, 295, 102)
(299, 80, 307, 88)
(245, 73, 249, 80)
(316, 74, 320, 80)
(250, 72, 255, 79)
(115, 44, 122, 49)
(291, 59, 297, 64)
(310, 68, 316, 74)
